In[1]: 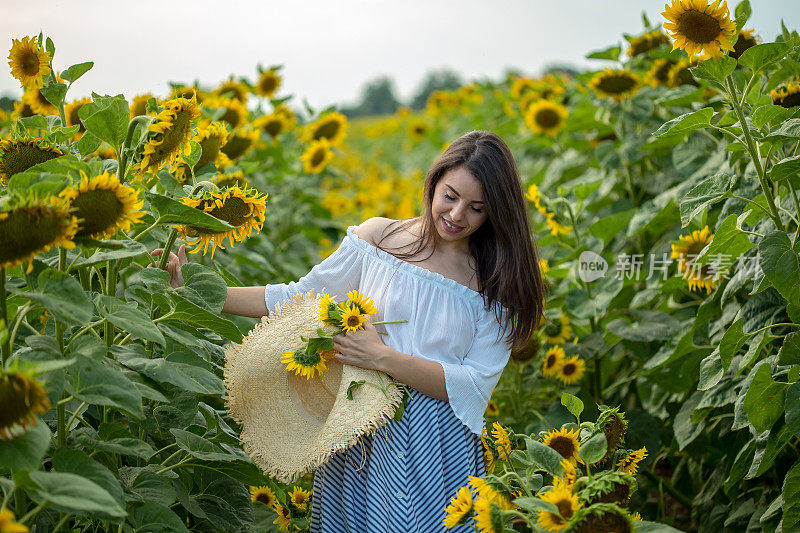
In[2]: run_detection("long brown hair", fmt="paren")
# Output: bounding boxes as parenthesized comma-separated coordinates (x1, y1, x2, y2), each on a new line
(374, 130, 548, 351)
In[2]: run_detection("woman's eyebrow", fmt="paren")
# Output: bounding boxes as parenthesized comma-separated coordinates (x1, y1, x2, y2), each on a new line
(445, 184, 485, 204)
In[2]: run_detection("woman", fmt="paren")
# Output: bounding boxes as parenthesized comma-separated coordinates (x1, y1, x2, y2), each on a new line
(154, 130, 547, 532)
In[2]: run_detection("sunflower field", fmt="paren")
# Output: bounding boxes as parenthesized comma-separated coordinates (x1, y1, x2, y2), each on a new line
(1, 0, 800, 531)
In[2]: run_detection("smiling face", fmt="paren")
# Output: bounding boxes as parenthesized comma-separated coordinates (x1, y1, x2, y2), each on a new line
(430, 166, 489, 247)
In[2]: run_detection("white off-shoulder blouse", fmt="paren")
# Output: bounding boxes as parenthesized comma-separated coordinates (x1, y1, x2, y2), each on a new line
(263, 225, 512, 435)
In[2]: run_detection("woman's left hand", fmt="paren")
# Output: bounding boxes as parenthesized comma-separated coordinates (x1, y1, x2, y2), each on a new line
(332, 321, 387, 371)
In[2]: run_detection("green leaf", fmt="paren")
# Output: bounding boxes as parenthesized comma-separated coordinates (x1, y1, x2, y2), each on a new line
(27, 471, 126, 517)
(764, 118, 800, 142)
(72, 424, 154, 459)
(182, 140, 202, 169)
(605, 310, 682, 342)
(787, 383, 800, 439)
(170, 429, 244, 462)
(8, 269, 94, 326)
(784, 461, 800, 530)
(179, 263, 228, 313)
(586, 45, 621, 61)
(524, 438, 565, 477)
(778, 331, 800, 366)
(675, 391, 705, 450)
(689, 55, 737, 90)
(752, 104, 792, 129)
(560, 393, 584, 421)
(511, 497, 559, 514)
(115, 351, 224, 395)
(695, 213, 754, 269)
(72, 239, 150, 268)
(653, 107, 714, 139)
(61, 61, 93, 84)
(96, 295, 165, 346)
(720, 317, 751, 370)
(0, 418, 51, 471)
(679, 172, 736, 227)
(77, 94, 129, 154)
(145, 191, 235, 232)
(734, 0, 751, 32)
(738, 42, 790, 72)
(165, 293, 243, 342)
(76, 132, 102, 158)
(67, 356, 144, 419)
(633, 521, 686, 532)
(743, 364, 789, 433)
(119, 466, 177, 507)
(768, 155, 800, 181)
(41, 83, 68, 109)
(19, 114, 49, 130)
(580, 433, 607, 465)
(698, 350, 723, 390)
(52, 448, 125, 511)
(758, 231, 800, 306)
(129, 502, 190, 533)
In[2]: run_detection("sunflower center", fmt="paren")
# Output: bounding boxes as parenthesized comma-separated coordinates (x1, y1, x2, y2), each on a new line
(260, 76, 277, 94)
(775, 90, 800, 109)
(546, 354, 557, 368)
(604, 414, 626, 449)
(548, 436, 577, 459)
(555, 499, 574, 519)
(575, 511, 631, 533)
(149, 110, 193, 167)
(207, 196, 250, 228)
(71, 189, 124, 238)
(20, 51, 40, 75)
(347, 315, 361, 327)
(264, 118, 284, 137)
(561, 363, 576, 376)
(69, 104, 86, 132)
(220, 136, 253, 160)
(221, 106, 242, 129)
(310, 148, 326, 167)
(313, 121, 341, 141)
(655, 61, 674, 83)
(256, 493, 272, 505)
(677, 10, 723, 44)
(0, 142, 63, 180)
(535, 108, 561, 129)
(544, 323, 562, 336)
(0, 374, 50, 439)
(197, 136, 223, 169)
(597, 75, 637, 94)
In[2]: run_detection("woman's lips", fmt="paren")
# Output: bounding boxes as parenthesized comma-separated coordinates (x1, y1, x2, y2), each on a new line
(442, 217, 463, 233)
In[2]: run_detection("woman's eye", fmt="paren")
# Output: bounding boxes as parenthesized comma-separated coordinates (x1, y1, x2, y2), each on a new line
(472, 207, 483, 213)
(444, 194, 455, 200)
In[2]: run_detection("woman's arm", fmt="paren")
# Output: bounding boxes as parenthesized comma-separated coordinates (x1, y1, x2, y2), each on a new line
(223, 286, 269, 318)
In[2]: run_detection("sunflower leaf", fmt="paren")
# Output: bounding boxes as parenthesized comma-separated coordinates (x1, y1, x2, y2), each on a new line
(27, 471, 126, 518)
(586, 44, 621, 61)
(511, 497, 559, 515)
(679, 172, 736, 228)
(738, 42, 790, 73)
(689, 56, 737, 91)
(743, 364, 788, 433)
(653, 107, 714, 139)
(757, 231, 800, 306)
(78, 94, 129, 154)
(767, 155, 800, 182)
(734, 0, 751, 33)
(0, 418, 51, 471)
(61, 61, 94, 85)
(96, 295, 165, 347)
(7, 269, 94, 326)
(145, 191, 235, 232)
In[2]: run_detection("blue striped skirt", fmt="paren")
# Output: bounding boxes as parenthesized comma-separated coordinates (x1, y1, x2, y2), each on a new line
(310, 389, 487, 532)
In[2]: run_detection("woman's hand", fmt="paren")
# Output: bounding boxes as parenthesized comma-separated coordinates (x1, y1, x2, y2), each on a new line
(332, 321, 388, 371)
(149, 244, 188, 288)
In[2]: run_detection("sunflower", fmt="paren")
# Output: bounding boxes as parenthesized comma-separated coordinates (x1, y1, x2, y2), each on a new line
(220, 125, 260, 160)
(554, 458, 578, 490)
(0, 196, 78, 273)
(670, 225, 718, 293)
(22, 87, 58, 116)
(616, 447, 648, 475)
(281, 347, 328, 380)
(564, 503, 633, 533)
(214, 76, 249, 103)
(525, 183, 547, 214)
(300, 138, 334, 174)
(481, 431, 497, 474)
(8, 36, 52, 89)
(541, 314, 572, 345)
(255, 68, 282, 98)
(213, 170, 248, 190)
(249, 485, 277, 507)
(542, 346, 566, 377)
(588, 69, 640, 101)
(0, 137, 64, 184)
(524, 100, 568, 136)
(662, 0, 736, 58)
(485, 400, 499, 418)
(272, 504, 291, 531)
(771, 82, 800, 109)
(511, 77, 537, 99)
(289, 486, 311, 512)
(0, 109, 7, 122)
(407, 118, 428, 142)
(65, 97, 91, 136)
(468, 476, 514, 510)
(0, 508, 28, 533)
(490, 421, 512, 461)
(129, 93, 156, 118)
(729, 29, 759, 59)
(254, 111, 291, 139)
(174, 121, 229, 182)
(175, 185, 268, 258)
(510, 335, 540, 363)
(473, 497, 504, 533)
(645, 59, 677, 87)
(443, 485, 474, 529)
(136, 95, 200, 175)
(546, 212, 572, 237)
(346, 289, 377, 315)
(203, 95, 248, 129)
(339, 303, 367, 332)
(542, 427, 582, 465)
(668, 58, 700, 87)
(539, 259, 550, 277)
(597, 408, 628, 456)
(626, 29, 670, 57)
(95, 145, 117, 160)
(11, 99, 35, 120)
(59, 171, 145, 239)
(554, 356, 585, 386)
(0, 371, 51, 440)
(538, 485, 581, 532)
(303, 112, 348, 147)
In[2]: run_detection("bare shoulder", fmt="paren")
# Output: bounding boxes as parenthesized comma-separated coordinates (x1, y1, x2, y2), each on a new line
(352, 217, 396, 246)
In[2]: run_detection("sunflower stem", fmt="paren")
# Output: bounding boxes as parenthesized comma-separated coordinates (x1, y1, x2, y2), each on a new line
(118, 116, 149, 183)
(788, 181, 800, 248)
(725, 75, 785, 232)
(1, 267, 11, 366)
(104, 260, 116, 348)
(158, 229, 179, 271)
(56, 248, 68, 448)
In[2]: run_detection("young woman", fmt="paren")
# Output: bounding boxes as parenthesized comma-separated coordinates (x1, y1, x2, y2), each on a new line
(154, 130, 547, 532)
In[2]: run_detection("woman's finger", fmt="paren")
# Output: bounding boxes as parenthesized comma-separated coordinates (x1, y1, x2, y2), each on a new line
(177, 244, 188, 265)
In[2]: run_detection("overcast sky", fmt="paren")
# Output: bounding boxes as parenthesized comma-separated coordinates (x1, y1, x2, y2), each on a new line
(2, 0, 798, 109)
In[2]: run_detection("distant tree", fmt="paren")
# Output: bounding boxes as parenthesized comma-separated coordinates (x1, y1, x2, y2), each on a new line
(541, 62, 581, 78)
(0, 95, 15, 112)
(409, 68, 463, 110)
(340, 76, 401, 118)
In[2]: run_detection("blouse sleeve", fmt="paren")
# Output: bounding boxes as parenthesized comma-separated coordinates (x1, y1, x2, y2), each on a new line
(263, 234, 363, 314)
(439, 304, 512, 435)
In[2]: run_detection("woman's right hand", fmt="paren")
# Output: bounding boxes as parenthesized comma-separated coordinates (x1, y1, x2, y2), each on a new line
(149, 244, 188, 288)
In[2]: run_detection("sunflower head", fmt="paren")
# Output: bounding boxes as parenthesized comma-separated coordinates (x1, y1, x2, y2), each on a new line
(130, 93, 157, 119)
(11, 99, 35, 120)
(645, 59, 678, 87)
(615, 447, 648, 475)
(254, 112, 290, 139)
(58, 171, 145, 239)
(301, 138, 334, 174)
(170, 84, 207, 104)
(338, 303, 367, 332)
(281, 347, 328, 380)
(0, 137, 64, 184)
(345, 289, 377, 316)
(541, 314, 572, 345)
(214, 76, 249, 103)
(668, 58, 700, 87)
(485, 400, 500, 418)
(249, 485, 277, 507)
(542, 346, 566, 377)
(65, 97, 91, 135)
(564, 503, 634, 533)
(670, 225, 718, 293)
(0, 370, 51, 440)
(543, 427, 582, 465)
(588, 69, 640, 101)
(469, 475, 515, 510)
(729, 29, 759, 59)
(136, 95, 201, 175)
(213, 170, 249, 190)
(538, 484, 581, 531)
(175, 185, 268, 259)
(662, 0, 737, 59)
(443, 485, 474, 529)
(174, 121, 229, 182)
(407, 118, 428, 141)
(220, 125, 260, 161)
(771, 81, 800, 109)
(473, 497, 505, 533)
(524, 99, 568, 136)
(596, 407, 628, 456)
(204, 95, 248, 129)
(303, 112, 348, 146)
(255, 68, 283, 98)
(626, 29, 671, 57)
(481, 431, 497, 474)
(8, 36, 52, 89)
(289, 486, 311, 512)
(577, 470, 636, 509)
(272, 503, 292, 531)
(554, 356, 585, 386)
(0, 507, 28, 533)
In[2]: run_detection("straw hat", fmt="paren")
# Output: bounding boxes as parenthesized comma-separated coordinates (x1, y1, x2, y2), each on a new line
(224, 289, 404, 484)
